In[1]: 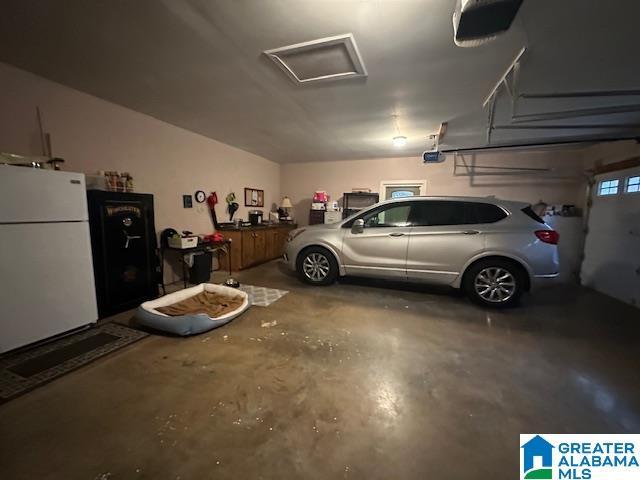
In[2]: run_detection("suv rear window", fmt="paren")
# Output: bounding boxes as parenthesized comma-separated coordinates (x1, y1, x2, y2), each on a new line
(411, 201, 507, 226)
(472, 203, 508, 224)
(521, 206, 545, 224)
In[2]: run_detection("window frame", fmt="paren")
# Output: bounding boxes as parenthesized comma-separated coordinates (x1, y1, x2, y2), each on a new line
(409, 200, 469, 227)
(379, 180, 427, 201)
(624, 175, 640, 194)
(342, 201, 417, 229)
(597, 179, 620, 196)
(409, 200, 508, 227)
(472, 202, 509, 225)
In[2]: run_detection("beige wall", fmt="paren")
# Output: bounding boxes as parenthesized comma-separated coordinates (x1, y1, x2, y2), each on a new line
(282, 151, 588, 225)
(0, 62, 280, 235)
(582, 140, 640, 168)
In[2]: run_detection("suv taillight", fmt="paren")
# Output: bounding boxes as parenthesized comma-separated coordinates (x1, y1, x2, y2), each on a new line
(535, 230, 559, 245)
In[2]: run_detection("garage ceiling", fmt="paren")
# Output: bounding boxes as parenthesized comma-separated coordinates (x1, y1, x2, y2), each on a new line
(1, 0, 639, 163)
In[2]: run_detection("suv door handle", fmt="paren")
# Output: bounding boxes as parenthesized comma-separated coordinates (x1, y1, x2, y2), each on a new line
(462, 230, 480, 235)
(388, 232, 405, 237)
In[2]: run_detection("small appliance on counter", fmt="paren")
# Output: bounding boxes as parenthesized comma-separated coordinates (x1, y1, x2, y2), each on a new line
(248, 210, 263, 225)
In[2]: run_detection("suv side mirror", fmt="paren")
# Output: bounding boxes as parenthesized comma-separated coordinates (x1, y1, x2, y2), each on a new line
(351, 218, 364, 234)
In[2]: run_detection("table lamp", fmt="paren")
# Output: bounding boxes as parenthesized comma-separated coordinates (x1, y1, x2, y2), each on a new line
(280, 196, 293, 221)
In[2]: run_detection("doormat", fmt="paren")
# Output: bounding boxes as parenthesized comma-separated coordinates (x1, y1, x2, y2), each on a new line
(239, 285, 289, 307)
(0, 323, 148, 403)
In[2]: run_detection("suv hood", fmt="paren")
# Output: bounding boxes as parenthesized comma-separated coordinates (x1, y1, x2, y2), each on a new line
(302, 222, 342, 231)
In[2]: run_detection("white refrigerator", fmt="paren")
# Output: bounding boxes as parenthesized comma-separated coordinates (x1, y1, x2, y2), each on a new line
(0, 165, 98, 353)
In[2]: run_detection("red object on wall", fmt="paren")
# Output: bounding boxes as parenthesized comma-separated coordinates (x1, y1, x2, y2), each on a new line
(207, 192, 220, 229)
(207, 192, 218, 209)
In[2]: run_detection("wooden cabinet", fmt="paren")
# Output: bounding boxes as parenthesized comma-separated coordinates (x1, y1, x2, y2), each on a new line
(219, 224, 296, 271)
(266, 227, 290, 259)
(241, 229, 267, 266)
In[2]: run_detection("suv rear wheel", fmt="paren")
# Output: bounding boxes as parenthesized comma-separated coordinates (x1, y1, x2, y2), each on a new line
(463, 258, 526, 308)
(297, 247, 338, 286)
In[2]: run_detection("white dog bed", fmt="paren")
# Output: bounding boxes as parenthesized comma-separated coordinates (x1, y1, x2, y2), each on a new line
(136, 283, 250, 336)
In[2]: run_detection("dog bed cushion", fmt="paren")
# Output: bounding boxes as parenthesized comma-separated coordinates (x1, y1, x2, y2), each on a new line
(156, 290, 244, 318)
(136, 283, 250, 336)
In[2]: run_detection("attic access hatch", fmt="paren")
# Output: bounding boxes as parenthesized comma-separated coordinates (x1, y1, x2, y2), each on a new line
(264, 34, 367, 85)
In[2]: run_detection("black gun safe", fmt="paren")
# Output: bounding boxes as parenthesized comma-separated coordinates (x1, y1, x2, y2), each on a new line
(87, 191, 159, 318)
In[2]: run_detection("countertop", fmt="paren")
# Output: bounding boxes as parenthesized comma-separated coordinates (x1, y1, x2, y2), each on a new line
(216, 223, 297, 232)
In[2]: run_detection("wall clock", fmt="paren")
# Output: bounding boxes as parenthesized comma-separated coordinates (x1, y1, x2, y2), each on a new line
(194, 190, 207, 203)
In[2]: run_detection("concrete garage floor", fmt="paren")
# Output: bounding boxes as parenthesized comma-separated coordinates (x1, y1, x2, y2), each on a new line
(0, 261, 639, 480)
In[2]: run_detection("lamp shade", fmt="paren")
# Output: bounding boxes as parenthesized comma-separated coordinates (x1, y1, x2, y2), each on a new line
(281, 196, 293, 208)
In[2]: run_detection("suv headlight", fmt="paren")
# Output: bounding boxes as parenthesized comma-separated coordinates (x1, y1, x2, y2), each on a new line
(287, 228, 306, 242)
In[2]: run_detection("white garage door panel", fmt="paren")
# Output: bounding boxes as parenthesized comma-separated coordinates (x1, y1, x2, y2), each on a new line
(582, 167, 640, 308)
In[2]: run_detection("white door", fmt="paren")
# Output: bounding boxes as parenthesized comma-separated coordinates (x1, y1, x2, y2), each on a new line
(581, 167, 640, 307)
(0, 222, 98, 352)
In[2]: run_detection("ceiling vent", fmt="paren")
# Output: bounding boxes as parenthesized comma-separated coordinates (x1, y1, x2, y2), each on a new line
(453, 0, 524, 47)
(264, 34, 367, 85)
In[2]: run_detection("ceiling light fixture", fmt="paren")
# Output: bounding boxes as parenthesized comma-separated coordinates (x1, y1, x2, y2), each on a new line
(393, 136, 407, 147)
(391, 114, 407, 147)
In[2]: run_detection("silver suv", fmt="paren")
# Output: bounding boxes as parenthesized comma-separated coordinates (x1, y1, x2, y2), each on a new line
(284, 196, 559, 307)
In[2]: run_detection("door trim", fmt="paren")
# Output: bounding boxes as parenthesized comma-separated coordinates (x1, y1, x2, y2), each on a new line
(406, 268, 458, 276)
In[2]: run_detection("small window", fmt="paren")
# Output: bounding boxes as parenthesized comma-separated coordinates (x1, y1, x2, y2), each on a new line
(626, 176, 640, 193)
(473, 203, 508, 224)
(598, 179, 619, 196)
(390, 190, 415, 199)
(361, 204, 412, 228)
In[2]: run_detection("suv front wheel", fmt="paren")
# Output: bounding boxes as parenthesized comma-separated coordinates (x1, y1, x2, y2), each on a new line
(463, 259, 526, 308)
(296, 247, 338, 286)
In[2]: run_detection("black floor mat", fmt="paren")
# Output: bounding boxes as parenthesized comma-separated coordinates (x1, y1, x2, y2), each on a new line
(8, 333, 121, 378)
(0, 323, 148, 403)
